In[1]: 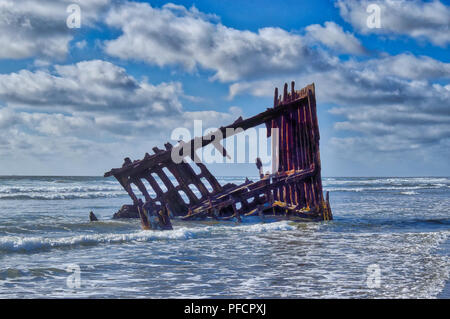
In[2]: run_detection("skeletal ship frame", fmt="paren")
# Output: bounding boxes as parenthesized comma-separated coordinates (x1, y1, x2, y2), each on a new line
(104, 82, 332, 229)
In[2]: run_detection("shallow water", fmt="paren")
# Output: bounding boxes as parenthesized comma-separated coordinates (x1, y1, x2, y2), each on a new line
(0, 176, 448, 298)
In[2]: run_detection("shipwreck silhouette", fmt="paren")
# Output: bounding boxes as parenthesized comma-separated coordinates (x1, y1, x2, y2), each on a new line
(105, 82, 332, 229)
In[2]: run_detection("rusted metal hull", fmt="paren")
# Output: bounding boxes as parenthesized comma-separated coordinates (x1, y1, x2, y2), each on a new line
(105, 82, 332, 229)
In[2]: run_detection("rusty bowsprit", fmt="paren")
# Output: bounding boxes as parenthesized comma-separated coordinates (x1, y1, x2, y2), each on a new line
(104, 82, 332, 229)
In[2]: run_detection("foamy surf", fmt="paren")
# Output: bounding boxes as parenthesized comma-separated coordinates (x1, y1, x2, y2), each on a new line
(401, 191, 419, 195)
(234, 220, 296, 232)
(0, 220, 296, 253)
(325, 185, 445, 192)
(0, 192, 127, 200)
(0, 228, 204, 253)
(1, 176, 449, 298)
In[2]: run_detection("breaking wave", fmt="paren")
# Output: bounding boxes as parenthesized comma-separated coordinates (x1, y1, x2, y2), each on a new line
(0, 228, 202, 253)
(234, 221, 296, 232)
(0, 192, 126, 200)
(320, 177, 450, 194)
(401, 191, 419, 195)
(0, 221, 295, 254)
(0, 176, 448, 200)
(0, 184, 128, 200)
(324, 185, 447, 193)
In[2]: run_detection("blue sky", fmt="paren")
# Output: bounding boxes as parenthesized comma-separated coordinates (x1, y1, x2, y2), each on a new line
(0, 0, 449, 176)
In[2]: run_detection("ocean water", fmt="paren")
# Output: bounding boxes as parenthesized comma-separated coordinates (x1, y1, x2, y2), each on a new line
(0, 176, 448, 298)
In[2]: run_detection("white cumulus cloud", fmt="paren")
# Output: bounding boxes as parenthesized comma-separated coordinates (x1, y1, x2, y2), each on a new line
(104, 2, 336, 82)
(0, 0, 111, 59)
(336, 0, 450, 47)
(305, 21, 367, 55)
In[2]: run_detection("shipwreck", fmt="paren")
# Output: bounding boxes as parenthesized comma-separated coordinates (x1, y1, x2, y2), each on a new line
(104, 82, 332, 230)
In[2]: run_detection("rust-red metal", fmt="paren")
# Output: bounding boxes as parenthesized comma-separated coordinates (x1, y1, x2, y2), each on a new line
(104, 83, 332, 227)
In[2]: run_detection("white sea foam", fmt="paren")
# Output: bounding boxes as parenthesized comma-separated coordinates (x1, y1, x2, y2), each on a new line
(324, 185, 444, 192)
(0, 221, 295, 253)
(0, 183, 130, 200)
(322, 177, 449, 189)
(401, 191, 419, 195)
(1, 177, 447, 199)
(0, 192, 126, 200)
(234, 220, 296, 232)
(0, 228, 204, 252)
(0, 181, 160, 200)
(1, 176, 449, 298)
(0, 185, 125, 194)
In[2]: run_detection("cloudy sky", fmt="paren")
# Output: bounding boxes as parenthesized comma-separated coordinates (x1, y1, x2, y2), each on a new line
(0, 0, 449, 176)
